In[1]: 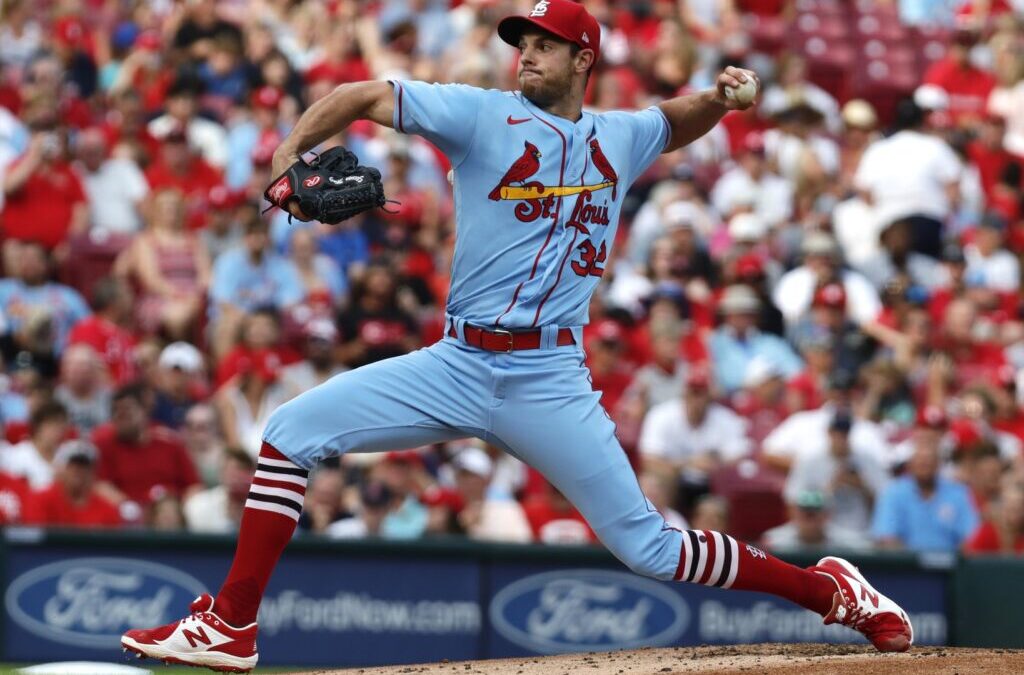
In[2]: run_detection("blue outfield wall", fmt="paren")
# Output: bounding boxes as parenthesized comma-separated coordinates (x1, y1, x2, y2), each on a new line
(0, 529, 982, 667)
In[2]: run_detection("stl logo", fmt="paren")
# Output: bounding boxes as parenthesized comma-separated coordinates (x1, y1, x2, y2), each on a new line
(530, 0, 550, 17)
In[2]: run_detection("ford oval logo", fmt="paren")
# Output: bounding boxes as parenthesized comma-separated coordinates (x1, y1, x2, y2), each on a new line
(4, 557, 207, 649)
(490, 569, 690, 654)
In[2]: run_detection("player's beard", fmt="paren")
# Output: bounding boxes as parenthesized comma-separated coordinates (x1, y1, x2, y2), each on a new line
(519, 62, 574, 109)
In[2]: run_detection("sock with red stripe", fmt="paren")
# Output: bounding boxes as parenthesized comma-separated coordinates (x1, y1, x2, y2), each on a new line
(674, 529, 836, 615)
(214, 441, 308, 627)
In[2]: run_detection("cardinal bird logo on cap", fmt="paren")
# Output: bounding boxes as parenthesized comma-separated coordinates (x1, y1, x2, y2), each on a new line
(588, 138, 619, 200)
(489, 141, 542, 201)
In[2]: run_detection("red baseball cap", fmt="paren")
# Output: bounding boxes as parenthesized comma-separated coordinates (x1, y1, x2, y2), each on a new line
(813, 283, 847, 309)
(915, 405, 948, 430)
(251, 86, 284, 111)
(498, 0, 601, 60)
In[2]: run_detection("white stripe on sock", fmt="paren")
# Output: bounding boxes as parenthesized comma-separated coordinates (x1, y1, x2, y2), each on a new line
(258, 456, 304, 470)
(250, 483, 306, 503)
(705, 531, 726, 586)
(253, 470, 308, 487)
(692, 532, 708, 584)
(722, 536, 740, 589)
(681, 528, 693, 580)
(245, 499, 301, 521)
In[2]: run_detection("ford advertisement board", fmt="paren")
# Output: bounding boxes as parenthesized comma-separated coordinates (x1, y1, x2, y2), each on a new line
(486, 564, 948, 657)
(0, 539, 949, 666)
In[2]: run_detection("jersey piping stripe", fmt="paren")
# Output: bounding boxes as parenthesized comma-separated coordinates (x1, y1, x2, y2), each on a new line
(532, 228, 579, 326)
(396, 82, 406, 133)
(526, 114, 570, 327)
(494, 103, 567, 327)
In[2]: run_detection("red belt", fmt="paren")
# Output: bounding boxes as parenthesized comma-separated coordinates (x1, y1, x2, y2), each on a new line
(448, 324, 576, 352)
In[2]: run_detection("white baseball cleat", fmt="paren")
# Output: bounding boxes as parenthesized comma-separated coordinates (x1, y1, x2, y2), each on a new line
(120, 593, 258, 673)
(812, 556, 914, 653)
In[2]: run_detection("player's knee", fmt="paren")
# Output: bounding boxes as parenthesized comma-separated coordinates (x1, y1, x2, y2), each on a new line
(604, 538, 675, 581)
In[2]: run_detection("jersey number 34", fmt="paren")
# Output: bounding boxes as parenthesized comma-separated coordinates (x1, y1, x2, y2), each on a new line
(572, 240, 607, 278)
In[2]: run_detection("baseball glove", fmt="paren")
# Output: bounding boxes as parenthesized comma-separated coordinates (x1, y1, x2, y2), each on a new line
(263, 146, 388, 224)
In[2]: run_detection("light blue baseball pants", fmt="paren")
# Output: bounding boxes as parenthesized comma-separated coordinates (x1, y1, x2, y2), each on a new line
(263, 331, 684, 580)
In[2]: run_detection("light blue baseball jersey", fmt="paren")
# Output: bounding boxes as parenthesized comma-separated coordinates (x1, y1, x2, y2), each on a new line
(391, 80, 670, 329)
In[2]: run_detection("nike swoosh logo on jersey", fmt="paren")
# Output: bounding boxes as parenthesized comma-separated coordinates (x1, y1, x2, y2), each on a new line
(507, 116, 531, 125)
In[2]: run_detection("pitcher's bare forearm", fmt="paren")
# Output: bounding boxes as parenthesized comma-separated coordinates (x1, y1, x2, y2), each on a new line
(272, 81, 395, 177)
(658, 67, 757, 153)
(658, 89, 729, 153)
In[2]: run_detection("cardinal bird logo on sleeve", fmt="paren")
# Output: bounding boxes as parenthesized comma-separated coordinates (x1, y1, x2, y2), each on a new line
(489, 141, 543, 200)
(588, 138, 619, 200)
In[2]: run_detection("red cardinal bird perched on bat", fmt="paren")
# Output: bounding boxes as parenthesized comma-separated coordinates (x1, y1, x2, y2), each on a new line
(588, 138, 618, 200)
(489, 141, 542, 200)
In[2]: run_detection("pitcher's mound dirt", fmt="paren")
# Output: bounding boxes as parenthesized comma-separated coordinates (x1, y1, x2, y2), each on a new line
(294, 644, 1024, 675)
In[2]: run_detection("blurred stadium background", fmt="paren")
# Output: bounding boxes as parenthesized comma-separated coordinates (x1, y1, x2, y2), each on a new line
(0, 0, 1023, 670)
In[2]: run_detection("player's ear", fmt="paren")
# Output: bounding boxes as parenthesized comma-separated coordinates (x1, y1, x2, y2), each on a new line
(574, 48, 595, 75)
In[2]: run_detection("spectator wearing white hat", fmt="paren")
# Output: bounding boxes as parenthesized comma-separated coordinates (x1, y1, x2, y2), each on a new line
(721, 212, 784, 285)
(451, 447, 531, 543)
(280, 318, 347, 400)
(25, 439, 121, 529)
(711, 131, 794, 228)
(626, 199, 712, 270)
(709, 285, 802, 394)
(783, 409, 890, 535)
(152, 341, 206, 430)
(729, 356, 790, 448)
(772, 232, 882, 330)
(640, 367, 752, 510)
(963, 212, 1020, 293)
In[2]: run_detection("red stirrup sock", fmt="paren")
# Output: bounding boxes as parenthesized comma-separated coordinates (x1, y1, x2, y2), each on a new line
(214, 441, 308, 627)
(674, 529, 836, 615)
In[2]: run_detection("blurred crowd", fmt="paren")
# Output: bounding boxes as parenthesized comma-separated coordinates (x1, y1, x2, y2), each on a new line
(0, 0, 1023, 559)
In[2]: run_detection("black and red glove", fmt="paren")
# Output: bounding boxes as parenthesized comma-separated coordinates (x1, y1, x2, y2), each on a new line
(263, 146, 388, 224)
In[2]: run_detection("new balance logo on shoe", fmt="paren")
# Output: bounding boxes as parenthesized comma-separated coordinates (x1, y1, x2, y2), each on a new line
(183, 625, 212, 648)
(860, 585, 880, 608)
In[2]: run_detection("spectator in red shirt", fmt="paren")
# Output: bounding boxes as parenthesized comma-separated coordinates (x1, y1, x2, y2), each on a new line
(522, 481, 596, 545)
(143, 127, 223, 230)
(0, 472, 31, 525)
(922, 27, 996, 127)
(585, 320, 634, 418)
(93, 383, 200, 510)
(936, 298, 1008, 388)
(67, 277, 139, 386)
(786, 328, 835, 413)
(1, 119, 88, 266)
(966, 114, 1019, 202)
(25, 439, 121, 528)
(965, 482, 1024, 555)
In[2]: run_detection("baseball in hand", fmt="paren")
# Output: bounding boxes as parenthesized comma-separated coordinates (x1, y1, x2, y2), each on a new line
(724, 77, 758, 106)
